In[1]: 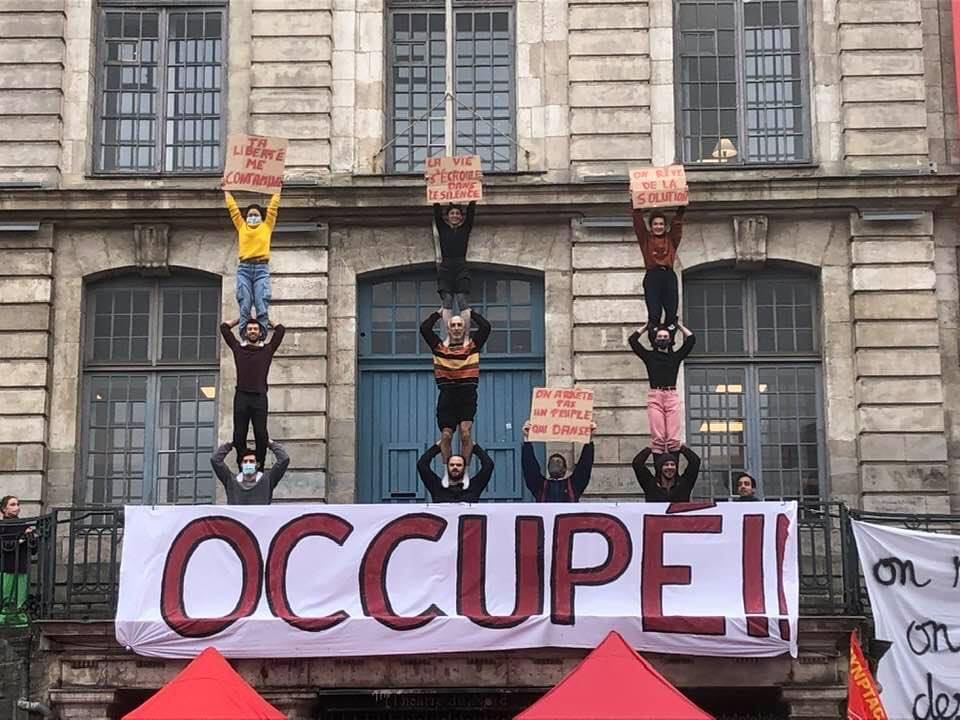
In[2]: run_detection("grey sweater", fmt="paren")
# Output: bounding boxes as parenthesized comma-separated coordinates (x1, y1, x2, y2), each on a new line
(210, 441, 290, 505)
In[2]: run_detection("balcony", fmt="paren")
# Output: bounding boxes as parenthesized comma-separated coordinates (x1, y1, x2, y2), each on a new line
(0, 501, 935, 626)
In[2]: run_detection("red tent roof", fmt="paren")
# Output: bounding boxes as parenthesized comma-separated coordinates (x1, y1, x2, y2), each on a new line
(515, 631, 714, 720)
(123, 647, 285, 720)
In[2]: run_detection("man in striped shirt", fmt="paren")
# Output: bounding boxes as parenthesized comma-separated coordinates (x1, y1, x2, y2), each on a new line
(420, 308, 491, 466)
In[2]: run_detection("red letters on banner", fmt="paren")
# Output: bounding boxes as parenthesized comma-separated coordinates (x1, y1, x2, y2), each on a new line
(157, 511, 792, 640)
(457, 515, 545, 628)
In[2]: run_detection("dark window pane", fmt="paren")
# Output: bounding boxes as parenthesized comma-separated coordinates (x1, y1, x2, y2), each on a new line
(677, 0, 807, 164)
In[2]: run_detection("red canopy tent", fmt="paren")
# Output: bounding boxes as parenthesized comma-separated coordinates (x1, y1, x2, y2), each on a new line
(123, 647, 285, 720)
(515, 631, 714, 720)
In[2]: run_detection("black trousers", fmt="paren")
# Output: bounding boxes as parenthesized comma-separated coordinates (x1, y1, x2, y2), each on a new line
(643, 266, 679, 331)
(233, 390, 269, 469)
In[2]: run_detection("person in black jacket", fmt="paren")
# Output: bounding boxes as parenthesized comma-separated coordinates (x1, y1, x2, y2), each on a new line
(735, 472, 760, 501)
(417, 442, 494, 503)
(211, 441, 290, 505)
(629, 321, 695, 456)
(221, 318, 286, 469)
(521, 421, 596, 502)
(0, 496, 36, 627)
(434, 201, 476, 328)
(632, 445, 701, 502)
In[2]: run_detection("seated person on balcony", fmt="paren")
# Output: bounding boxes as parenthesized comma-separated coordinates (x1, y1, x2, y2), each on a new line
(417, 442, 494, 503)
(0, 495, 37, 627)
(221, 318, 286, 470)
(629, 321, 695, 457)
(420, 307, 491, 468)
(434, 201, 476, 329)
(521, 421, 596, 502)
(632, 446, 701, 503)
(735, 472, 760, 501)
(632, 205, 685, 340)
(223, 187, 281, 338)
(211, 442, 289, 505)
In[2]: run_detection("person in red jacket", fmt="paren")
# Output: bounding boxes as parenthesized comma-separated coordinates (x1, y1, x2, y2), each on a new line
(632, 204, 685, 340)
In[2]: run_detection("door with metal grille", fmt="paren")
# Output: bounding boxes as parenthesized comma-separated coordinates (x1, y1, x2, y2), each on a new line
(357, 269, 545, 503)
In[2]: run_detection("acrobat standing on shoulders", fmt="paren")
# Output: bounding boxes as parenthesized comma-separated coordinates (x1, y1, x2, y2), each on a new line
(434, 201, 477, 329)
(420, 307, 491, 470)
(632, 199, 686, 341)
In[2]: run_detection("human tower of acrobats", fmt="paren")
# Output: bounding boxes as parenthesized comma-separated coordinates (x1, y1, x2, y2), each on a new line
(211, 134, 747, 506)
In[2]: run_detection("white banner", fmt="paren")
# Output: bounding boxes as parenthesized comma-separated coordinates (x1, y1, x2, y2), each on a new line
(116, 502, 799, 659)
(853, 521, 960, 719)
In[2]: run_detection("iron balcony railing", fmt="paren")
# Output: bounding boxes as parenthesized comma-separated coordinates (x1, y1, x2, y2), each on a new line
(1, 502, 947, 624)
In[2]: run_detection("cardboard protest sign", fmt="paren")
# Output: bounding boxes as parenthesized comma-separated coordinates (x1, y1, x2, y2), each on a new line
(527, 387, 594, 442)
(630, 165, 689, 209)
(222, 134, 288, 195)
(425, 155, 483, 203)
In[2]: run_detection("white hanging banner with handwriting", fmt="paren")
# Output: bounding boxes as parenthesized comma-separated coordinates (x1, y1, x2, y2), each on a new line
(116, 502, 799, 659)
(852, 520, 960, 719)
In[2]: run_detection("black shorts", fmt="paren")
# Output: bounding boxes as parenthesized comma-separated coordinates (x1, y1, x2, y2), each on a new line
(437, 260, 471, 296)
(436, 384, 478, 431)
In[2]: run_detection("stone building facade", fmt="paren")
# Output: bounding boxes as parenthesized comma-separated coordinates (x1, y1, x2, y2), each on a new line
(0, 0, 959, 717)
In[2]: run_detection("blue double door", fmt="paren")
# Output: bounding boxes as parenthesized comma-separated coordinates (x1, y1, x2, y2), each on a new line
(357, 269, 545, 503)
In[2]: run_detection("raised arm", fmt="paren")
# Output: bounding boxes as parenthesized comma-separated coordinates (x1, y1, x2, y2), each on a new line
(631, 207, 650, 244)
(210, 442, 236, 491)
(677, 444, 701, 496)
(675, 325, 696, 362)
(571, 441, 595, 497)
(266, 441, 290, 490)
(268, 323, 286, 352)
(462, 201, 476, 235)
(264, 193, 281, 230)
(631, 447, 656, 494)
(628, 329, 651, 359)
(224, 191, 244, 232)
(420, 310, 443, 350)
(417, 444, 443, 498)
(433, 204, 445, 232)
(670, 206, 686, 248)
(470, 309, 491, 350)
(220, 321, 240, 351)
(521, 440, 545, 498)
(470, 444, 495, 498)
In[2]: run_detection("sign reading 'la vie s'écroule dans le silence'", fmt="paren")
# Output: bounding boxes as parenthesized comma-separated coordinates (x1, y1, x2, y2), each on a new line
(425, 155, 483, 203)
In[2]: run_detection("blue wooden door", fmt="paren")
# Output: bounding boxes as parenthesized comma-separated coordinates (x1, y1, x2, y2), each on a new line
(357, 270, 545, 503)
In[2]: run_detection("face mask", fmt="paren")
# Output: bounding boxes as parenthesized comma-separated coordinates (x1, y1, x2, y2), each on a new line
(241, 462, 257, 475)
(655, 339, 671, 349)
(246, 215, 262, 227)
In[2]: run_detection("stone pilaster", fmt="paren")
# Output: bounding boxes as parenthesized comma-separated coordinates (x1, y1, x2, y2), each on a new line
(838, 0, 930, 171)
(265, 228, 329, 501)
(850, 212, 950, 512)
(0, 225, 53, 513)
(571, 218, 647, 500)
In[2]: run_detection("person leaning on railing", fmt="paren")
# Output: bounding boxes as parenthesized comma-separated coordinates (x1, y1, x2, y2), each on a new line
(0, 496, 37, 627)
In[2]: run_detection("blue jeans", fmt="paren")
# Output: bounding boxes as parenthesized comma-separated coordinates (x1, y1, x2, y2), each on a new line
(236, 261, 271, 334)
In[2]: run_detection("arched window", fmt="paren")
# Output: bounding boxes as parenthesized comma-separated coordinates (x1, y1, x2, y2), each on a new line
(682, 269, 823, 500)
(80, 274, 220, 505)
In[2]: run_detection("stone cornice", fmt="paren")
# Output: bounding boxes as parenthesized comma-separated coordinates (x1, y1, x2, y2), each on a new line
(1, 174, 958, 223)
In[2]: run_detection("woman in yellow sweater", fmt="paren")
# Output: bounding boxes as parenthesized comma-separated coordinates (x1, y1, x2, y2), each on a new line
(224, 190, 281, 338)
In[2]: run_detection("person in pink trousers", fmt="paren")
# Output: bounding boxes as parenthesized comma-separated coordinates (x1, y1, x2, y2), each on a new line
(628, 321, 695, 455)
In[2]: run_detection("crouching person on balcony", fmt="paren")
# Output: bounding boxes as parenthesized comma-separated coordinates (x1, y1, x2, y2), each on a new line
(0, 496, 36, 627)
(211, 441, 289, 505)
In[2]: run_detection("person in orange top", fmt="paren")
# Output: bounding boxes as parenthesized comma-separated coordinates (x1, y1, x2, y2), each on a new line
(632, 204, 685, 341)
(419, 308, 491, 467)
(223, 189, 281, 337)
